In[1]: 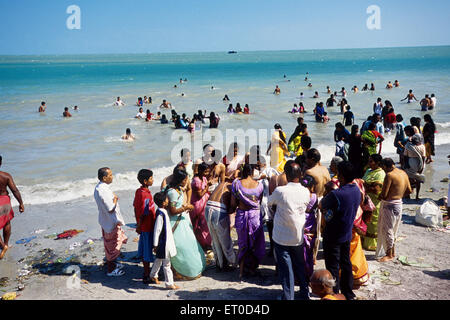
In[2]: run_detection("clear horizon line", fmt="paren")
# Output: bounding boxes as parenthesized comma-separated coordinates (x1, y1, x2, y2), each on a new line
(1, 44, 449, 57)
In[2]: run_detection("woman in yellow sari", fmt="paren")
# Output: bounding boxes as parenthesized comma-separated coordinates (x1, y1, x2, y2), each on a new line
(267, 123, 290, 173)
(288, 124, 308, 156)
(362, 154, 386, 251)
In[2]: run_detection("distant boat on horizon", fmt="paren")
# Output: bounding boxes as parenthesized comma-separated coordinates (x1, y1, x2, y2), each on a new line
(228, 51, 237, 54)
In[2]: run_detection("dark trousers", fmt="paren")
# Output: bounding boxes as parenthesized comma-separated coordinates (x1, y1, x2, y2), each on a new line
(274, 241, 309, 300)
(323, 240, 355, 300)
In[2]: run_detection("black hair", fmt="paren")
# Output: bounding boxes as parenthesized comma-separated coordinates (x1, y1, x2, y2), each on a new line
(180, 148, 190, 157)
(351, 125, 359, 136)
(396, 114, 403, 122)
(404, 125, 415, 137)
(154, 192, 168, 208)
(337, 161, 355, 183)
(197, 162, 209, 175)
(241, 163, 254, 179)
(381, 158, 395, 168)
(300, 175, 316, 189)
(168, 169, 188, 190)
(137, 169, 153, 185)
(368, 122, 376, 130)
(126, 128, 131, 134)
(306, 148, 321, 163)
(369, 154, 383, 165)
(98, 167, 110, 181)
(300, 135, 312, 149)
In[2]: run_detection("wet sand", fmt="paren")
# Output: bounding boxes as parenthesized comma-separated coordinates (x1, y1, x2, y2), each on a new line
(1, 147, 449, 300)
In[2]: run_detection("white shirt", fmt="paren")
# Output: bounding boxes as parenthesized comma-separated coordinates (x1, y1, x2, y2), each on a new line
(153, 208, 177, 259)
(431, 97, 437, 107)
(136, 112, 146, 118)
(94, 182, 125, 233)
(268, 182, 310, 246)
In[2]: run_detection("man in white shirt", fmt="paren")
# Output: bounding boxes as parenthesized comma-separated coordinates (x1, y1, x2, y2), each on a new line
(430, 94, 437, 110)
(135, 107, 146, 119)
(94, 167, 127, 277)
(268, 160, 311, 300)
(373, 98, 383, 116)
(114, 96, 125, 106)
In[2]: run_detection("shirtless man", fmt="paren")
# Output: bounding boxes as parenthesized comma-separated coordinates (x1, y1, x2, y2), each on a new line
(420, 95, 430, 111)
(304, 149, 331, 198)
(273, 85, 281, 95)
(310, 269, 346, 300)
(377, 158, 412, 262)
(63, 107, 72, 117)
(209, 150, 226, 187)
(401, 90, 418, 103)
(0, 155, 25, 259)
(159, 99, 173, 109)
(38, 101, 46, 113)
(386, 81, 393, 89)
(204, 181, 237, 270)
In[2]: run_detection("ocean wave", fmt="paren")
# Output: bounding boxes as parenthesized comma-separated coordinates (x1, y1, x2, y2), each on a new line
(12, 166, 174, 206)
(436, 122, 450, 128)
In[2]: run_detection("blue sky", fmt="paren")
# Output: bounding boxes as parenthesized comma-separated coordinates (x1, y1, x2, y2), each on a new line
(0, 0, 449, 55)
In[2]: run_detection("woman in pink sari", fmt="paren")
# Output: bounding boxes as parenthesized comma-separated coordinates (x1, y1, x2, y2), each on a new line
(190, 162, 212, 251)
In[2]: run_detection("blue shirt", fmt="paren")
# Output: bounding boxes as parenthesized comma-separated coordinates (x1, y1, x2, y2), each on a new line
(321, 183, 361, 243)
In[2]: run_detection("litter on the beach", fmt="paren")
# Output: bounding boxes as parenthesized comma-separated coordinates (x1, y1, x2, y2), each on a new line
(55, 229, 84, 240)
(69, 242, 82, 250)
(398, 256, 433, 268)
(15, 236, 37, 244)
(34, 229, 46, 234)
(1, 292, 17, 300)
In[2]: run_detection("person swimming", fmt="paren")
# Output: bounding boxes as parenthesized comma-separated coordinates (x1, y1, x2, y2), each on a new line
(227, 104, 234, 113)
(289, 104, 300, 114)
(274, 85, 281, 94)
(114, 97, 125, 106)
(223, 95, 230, 101)
(121, 128, 135, 141)
(244, 104, 250, 114)
(313, 91, 319, 98)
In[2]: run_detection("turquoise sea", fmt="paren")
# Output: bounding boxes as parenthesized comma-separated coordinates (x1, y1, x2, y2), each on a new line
(1, 46, 449, 205)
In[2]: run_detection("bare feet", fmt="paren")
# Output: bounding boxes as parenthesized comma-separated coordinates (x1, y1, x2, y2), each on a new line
(378, 255, 393, 262)
(0, 245, 8, 259)
(166, 284, 180, 290)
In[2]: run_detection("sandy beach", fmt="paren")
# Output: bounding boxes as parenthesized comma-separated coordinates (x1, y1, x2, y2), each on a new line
(1, 145, 448, 301)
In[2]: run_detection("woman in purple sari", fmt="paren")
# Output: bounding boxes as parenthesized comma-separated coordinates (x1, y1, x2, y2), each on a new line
(230, 164, 265, 280)
(300, 175, 319, 280)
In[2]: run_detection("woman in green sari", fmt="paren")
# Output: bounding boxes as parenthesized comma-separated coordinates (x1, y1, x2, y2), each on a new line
(166, 169, 206, 279)
(362, 154, 386, 251)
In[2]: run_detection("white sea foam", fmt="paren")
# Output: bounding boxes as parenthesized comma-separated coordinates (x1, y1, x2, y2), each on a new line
(436, 122, 450, 128)
(11, 166, 174, 206)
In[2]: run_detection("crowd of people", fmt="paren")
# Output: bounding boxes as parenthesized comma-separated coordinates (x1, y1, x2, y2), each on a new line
(6, 79, 438, 300)
(91, 128, 419, 300)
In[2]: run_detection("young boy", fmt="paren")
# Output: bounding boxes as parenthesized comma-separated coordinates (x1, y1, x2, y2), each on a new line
(133, 169, 157, 284)
(150, 192, 179, 290)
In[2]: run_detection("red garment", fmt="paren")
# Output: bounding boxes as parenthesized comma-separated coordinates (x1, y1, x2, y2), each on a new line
(133, 187, 156, 232)
(371, 130, 383, 140)
(0, 195, 14, 230)
(56, 229, 83, 239)
(385, 112, 396, 124)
